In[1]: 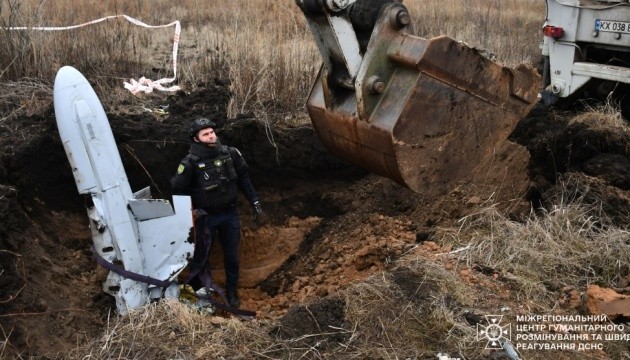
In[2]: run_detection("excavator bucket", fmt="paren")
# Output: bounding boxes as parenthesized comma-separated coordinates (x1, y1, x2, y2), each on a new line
(299, 1, 540, 193)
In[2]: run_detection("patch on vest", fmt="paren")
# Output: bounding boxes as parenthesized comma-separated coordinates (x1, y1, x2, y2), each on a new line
(214, 159, 223, 167)
(177, 164, 185, 174)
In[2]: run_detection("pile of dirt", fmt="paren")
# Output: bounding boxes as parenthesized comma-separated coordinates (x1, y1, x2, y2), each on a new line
(0, 80, 628, 358)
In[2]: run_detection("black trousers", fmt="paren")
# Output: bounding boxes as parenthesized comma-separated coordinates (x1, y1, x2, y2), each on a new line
(187, 208, 241, 291)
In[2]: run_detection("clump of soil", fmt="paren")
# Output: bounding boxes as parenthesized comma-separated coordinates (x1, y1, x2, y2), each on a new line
(272, 297, 350, 349)
(0, 80, 628, 358)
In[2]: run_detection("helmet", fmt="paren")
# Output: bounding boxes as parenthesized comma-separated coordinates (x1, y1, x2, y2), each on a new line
(188, 118, 216, 140)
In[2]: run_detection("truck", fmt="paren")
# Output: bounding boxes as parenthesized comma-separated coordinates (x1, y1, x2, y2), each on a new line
(541, 0, 630, 115)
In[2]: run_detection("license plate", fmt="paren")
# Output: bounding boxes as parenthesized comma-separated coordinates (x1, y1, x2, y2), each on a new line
(595, 19, 630, 33)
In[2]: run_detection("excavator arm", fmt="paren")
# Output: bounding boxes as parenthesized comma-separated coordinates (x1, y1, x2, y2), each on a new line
(297, 0, 541, 193)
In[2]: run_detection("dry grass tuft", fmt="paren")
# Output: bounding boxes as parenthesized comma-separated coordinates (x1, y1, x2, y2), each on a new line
(570, 99, 630, 133)
(69, 300, 285, 359)
(342, 261, 481, 359)
(439, 178, 630, 304)
(0, 79, 51, 122)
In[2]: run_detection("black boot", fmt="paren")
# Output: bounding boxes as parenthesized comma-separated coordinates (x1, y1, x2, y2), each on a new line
(227, 288, 240, 308)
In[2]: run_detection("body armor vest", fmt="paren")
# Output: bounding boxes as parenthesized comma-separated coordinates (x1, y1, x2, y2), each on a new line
(188, 147, 239, 212)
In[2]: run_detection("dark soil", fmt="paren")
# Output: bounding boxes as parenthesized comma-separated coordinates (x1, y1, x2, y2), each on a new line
(0, 80, 628, 358)
(273, 297, 350, 349)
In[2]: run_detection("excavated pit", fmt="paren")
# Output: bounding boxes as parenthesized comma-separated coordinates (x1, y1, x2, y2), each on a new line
(1, 81, 629, 357)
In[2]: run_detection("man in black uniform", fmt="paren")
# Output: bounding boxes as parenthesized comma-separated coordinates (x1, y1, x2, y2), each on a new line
(171, 118, 263, 308)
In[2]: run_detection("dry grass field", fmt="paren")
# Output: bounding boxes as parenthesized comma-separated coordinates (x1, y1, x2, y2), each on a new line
(2, 1, 630, 360)
(1, 0, 545, 118)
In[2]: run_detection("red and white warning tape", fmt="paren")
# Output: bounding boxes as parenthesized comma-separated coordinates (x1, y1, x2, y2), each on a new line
(6, 15, 181, 94)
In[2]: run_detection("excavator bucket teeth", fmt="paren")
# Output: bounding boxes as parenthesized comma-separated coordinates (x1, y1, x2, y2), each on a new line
(304, 3, 540, 193)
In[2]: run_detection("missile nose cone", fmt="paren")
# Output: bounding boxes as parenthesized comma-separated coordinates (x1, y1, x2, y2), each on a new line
(54, 66, 88, 93)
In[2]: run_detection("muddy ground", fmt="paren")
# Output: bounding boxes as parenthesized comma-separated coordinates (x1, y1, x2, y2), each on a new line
(0, 79, 629, 358)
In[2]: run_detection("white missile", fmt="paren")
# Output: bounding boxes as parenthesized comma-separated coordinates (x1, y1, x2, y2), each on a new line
(53, 66, 193, 315)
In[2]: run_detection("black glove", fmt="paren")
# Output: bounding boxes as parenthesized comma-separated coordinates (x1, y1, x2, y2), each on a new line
(252, 201, 267, 225)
